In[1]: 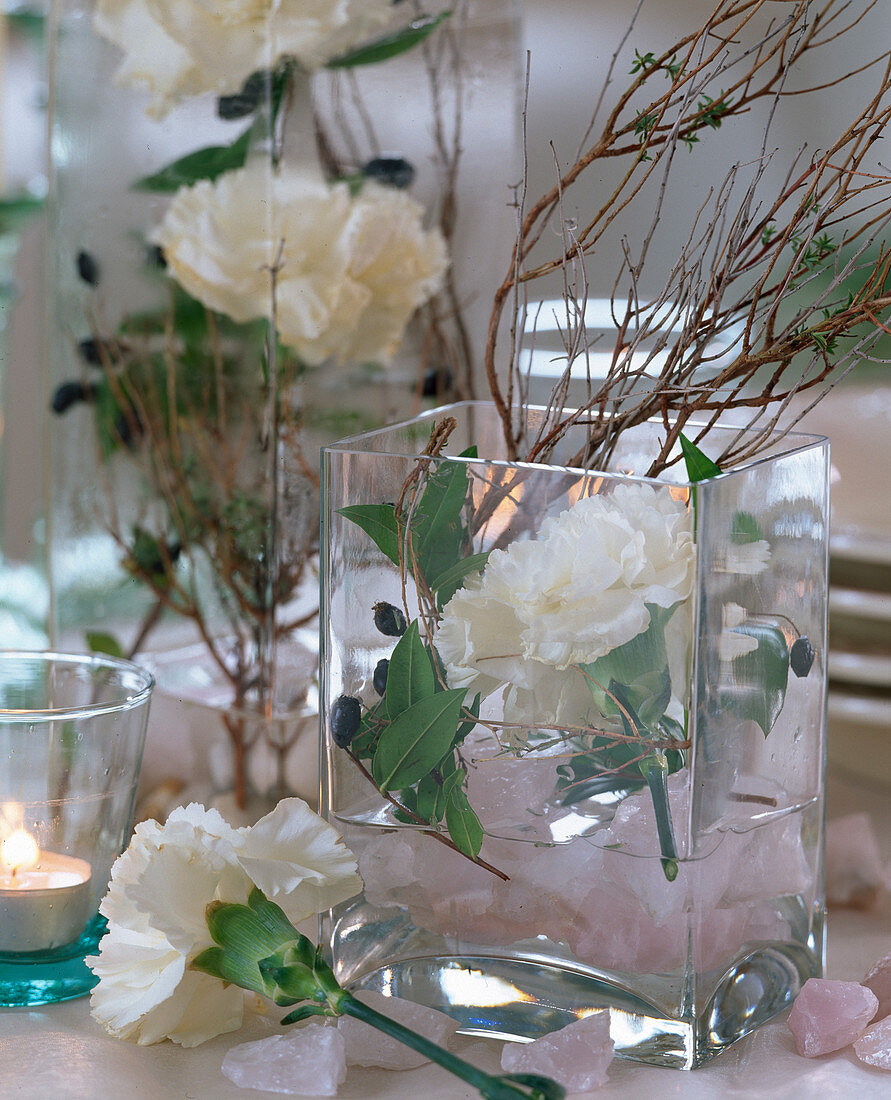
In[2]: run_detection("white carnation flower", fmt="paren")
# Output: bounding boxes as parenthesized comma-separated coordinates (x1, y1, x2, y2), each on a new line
(437, 483, 696, 705)
(236, 797, 363, 923)
(94, 0, 393, 119)
(156, 163, 447, 365)
(88, 798, 361, 1046)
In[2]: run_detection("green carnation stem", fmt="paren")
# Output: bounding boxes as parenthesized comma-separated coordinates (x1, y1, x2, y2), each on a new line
(196, 889, 563, 1100)
(335, 992, 565, 1100)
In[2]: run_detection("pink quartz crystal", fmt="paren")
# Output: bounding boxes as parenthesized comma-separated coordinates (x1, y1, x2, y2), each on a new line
(825, 812, 886, 909)
(338, 990, 457, 1070)
(854, 1016, 891, 1070)
(863, 953, 891, 1022)
(221, 1027, 347, 1096)
(500, 1011, 614, 1092)
(787, 978, 879, 1057)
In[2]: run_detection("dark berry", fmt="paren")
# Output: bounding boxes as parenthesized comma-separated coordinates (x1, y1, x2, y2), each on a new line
(421, 366, 454, 398)
(78, 337, 105, 367)
(114, 408, 143, 448)
(331, 695, 362, 748)
(373, 601, 407, 637)
(76, 250, 100, 286)
(372, 659, 389, 697)
(218, 70, 269, 119)
(790, 635, 815, 678)
(51, 380, 97, 414)
(363, 155, 415, 190)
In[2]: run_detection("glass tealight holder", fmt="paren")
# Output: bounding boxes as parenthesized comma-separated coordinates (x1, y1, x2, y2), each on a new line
(0, 650, 153, 1005)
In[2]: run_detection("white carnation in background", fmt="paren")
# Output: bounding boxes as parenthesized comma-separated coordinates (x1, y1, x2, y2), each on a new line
(156, 163, 447, 365)
(88, 799, 361, 1046)
(437, 483, 696, 707)
(94, 0, 394, 118)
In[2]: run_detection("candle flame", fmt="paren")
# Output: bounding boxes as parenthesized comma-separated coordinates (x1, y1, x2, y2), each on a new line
(1, 829, 40, 875)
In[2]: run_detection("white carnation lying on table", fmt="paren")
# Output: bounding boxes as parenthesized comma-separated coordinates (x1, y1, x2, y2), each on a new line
(87, 799, 361, 1047)
(93, 0, 393, 118)
(156, 163, 448, 366)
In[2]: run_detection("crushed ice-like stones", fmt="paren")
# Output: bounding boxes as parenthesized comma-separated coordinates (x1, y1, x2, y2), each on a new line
(500, 1011, 614, 1092)
(826, 812, 887, 909)
(854, 1016, 891, 1070)
(337, 991, 457, 1069)
(463, 736, 557, 829)
(221, 1028, 347, 1096)
(356, 768, 811, 975)
(787, 978, 879, 1057)
(863, 954, 891, 1021)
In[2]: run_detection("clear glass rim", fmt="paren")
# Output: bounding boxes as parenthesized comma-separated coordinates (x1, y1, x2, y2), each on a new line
(0, 649, 155, 722)
(322, 399, 829, 486)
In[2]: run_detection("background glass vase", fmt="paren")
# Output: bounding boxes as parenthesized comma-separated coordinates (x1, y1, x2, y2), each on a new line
(45, 1, 521, 817)
(0, 650, 153, 1006)
(319, 401, 829, 1069)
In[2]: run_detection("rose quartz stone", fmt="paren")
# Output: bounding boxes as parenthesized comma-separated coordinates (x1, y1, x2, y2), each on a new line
(826, 813, 886, 909)
(221, 1027, 347, 1095)
(863, 953, 891, 1021)
(338, 991, 457, 1069)
(500, 1011, 614, 1091)
(787, 978, 879, 1057)
(854, 1016, 891, 1070)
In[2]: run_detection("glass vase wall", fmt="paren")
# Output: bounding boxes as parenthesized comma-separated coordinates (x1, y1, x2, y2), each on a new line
(320, 401, 828, 1068)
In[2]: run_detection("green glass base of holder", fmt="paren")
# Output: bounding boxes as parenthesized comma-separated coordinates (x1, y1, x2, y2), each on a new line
(0, 914, 106, 1006)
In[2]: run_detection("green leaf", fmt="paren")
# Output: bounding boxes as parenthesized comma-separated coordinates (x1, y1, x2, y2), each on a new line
(725, 623, 790, 737)
(412, 457, 470, 581)
(338, 503, 399, 565)
(581, 603, 674, 720)
(133, 128, 252, 192)
(0, 193, 43, 233)
(384, 620, 437, 719)
(445, 785, 484, 858)
(730, 510, 763, 545)
(679, 433, 723, 481)
(85, 631, 125, 659)
(372, 688, 466, 790)
(414, 766, 464, 825)
(430, 551, 490, 607)
(414, 772, 442, 823)
(454, 693, 481, 746)
(326, 13, 451, 69)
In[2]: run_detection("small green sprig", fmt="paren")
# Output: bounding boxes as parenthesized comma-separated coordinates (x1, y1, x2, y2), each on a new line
(192, 888, 565, 1100)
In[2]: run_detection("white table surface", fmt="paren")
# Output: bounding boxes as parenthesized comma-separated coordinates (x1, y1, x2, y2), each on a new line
(2, 772, 889, 1100)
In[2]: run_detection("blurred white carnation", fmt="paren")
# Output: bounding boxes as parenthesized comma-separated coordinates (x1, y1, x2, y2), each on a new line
(93, 0, 393, 118)
(156, 162, 447, 365)
(437, 483, 696, 705)
(87, 799, 361, 1046)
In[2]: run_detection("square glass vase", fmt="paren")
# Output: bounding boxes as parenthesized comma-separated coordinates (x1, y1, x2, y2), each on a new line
(320, 401, 828, 1069)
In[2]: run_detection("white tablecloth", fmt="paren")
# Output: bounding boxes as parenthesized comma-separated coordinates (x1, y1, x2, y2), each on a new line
(2, 773, 889, 1100)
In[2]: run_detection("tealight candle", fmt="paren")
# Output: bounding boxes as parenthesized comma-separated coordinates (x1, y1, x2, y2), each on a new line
(0, 828, 92, 953)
